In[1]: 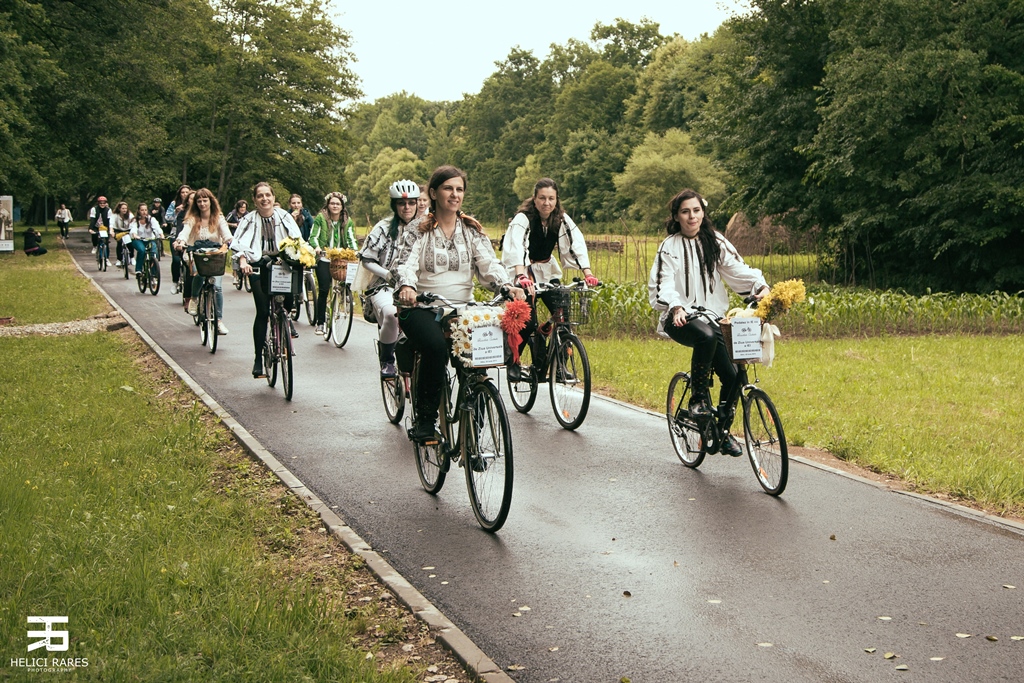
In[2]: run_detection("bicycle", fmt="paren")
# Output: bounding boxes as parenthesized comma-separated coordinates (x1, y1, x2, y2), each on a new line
(507, 279, 597, 430)
(94, 229, 109, 271)
(116, 231, 132, 279)
(322, 259, 354, 348)
(135, 239, 161, 296)
(665, 301, 788, 496)
(401, 291, 514, 532)
(253, 257, 299, 401)
(290, 267, 316, 324)
(190, 248, 226, 354)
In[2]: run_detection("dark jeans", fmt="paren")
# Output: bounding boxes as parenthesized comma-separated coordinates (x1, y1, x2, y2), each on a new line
(314, 259, 331, 325)
(171, 249, 182, 284)
(397, 307, 450, 424)
(249, 264, 294, 360)
(57, 221, 69, 238)
(664, 316, 740, 423)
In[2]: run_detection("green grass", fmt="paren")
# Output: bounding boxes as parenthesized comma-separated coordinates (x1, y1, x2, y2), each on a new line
(0, 332, 433, 681)
(585, 333, 1024, 516)
(0, 248, 108, 324)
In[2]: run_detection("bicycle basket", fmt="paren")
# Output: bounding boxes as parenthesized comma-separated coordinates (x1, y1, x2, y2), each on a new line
(545, 287, 572, 311)
(194, 251, 227, 277)
(329, 258, 353, 282)
(568, 288, 594, 326)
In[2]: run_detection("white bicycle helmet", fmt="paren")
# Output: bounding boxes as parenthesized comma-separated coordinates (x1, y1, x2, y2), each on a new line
(389, 179, 420, 199)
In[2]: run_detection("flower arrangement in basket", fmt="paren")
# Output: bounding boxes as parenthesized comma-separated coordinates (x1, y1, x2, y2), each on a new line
(278, 237, 316, 268)
(325, 247, 358, 281)
(449, 306, 505, 368)
(724, 279, 806, 367)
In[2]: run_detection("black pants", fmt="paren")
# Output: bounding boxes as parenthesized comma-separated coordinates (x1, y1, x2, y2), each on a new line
(171, 249, 182, 284)
(314, 259, 331, 325)
(398, 308, 449, 424)
(26, 247, 47, 256)
(249, 265, 294, 360)
(664, 317, 739, 417)
(57, 221, 69, 238)
(516, 289, 562, 355)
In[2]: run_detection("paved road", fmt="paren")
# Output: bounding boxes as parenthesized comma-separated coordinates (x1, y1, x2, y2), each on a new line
(71, 233, 1024, 682)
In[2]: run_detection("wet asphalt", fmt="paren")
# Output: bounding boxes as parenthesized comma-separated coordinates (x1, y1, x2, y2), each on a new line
(69, 232, 1024, 682)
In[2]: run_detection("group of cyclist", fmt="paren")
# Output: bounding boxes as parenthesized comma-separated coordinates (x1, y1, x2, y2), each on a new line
(84, 164, 772, 466)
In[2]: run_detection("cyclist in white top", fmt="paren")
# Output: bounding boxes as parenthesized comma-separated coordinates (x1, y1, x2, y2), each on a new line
(110, 201, 134, 269)
(174, 188, 233, 334)
(129, 203, 164, 278)
(648, 188, 770, 456)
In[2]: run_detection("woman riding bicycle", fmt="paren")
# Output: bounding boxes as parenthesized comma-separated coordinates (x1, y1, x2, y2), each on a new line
(360, 179, 420, 377)
(129, 203, 164, 276)
(309, 191, 357, 336)
(174, 188, 232, 334)
(501, 177, 599, 377)
(395, 166, 525, 441)
(231, 181, 304, 378)
(648, 189, 770, 457)
(165, 184, 192, 290)
(110, 201, 134, 270)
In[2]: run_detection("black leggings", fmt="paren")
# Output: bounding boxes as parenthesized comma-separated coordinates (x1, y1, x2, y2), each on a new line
(314, 259, 331, 325)
(398, 308, 449, 424)
(249, 266, 294, 360)
(516, 290, 562, 355)
(665, 317, 739, 412)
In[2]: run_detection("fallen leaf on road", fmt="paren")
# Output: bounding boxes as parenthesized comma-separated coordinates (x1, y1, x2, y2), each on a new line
(878, 616, 892, 621)
(864, 648, 876, 654)
(986, 636, 998, 642)
(956, 633, 972, 638)
(829, 534, 836, 540)
(513, 613, 521, 617)
(422, 566, 435, 571)
(519, 606, 531, 611)
(757, 643, 773, 648)
(930, 657, 944, 661)
(1004, 585, 1016, 589)
(623, 591, 632, 597)
(708, 600, 722, 604)
(1012, 636, 1024, 641)
(895, 665, 909, 671)
(884, 652, 898, 660)
(549, 647, 559, 652)
(673, 561, 679, 567)
(507, 664, 525, 671)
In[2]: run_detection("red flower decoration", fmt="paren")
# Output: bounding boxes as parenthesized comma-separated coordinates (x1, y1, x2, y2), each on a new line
(501, 298, 531, 364)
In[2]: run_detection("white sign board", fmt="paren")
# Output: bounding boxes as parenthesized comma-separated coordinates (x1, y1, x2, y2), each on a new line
(270, 264, 293, 294)
(728, 317, 763, 361)
(0, 196, 12, 252)
(470, 326, 504, 367)
(345, 262, 357, 284)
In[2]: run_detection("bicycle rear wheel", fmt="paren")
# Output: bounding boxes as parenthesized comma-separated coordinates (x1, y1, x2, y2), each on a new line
(463, 381, 513, 532)
(122, 253, 130, 279)
(331, 285, 353, 348)
(411, 358, 447, 493)
(303, 271, 316, 325)
(148, 259, 160, 295)
(265, 321, 278, 388)
(549, 333, 591, 430)
(199, 290, 211, 348)
(507, 339, 538, 413)
(381, 374, 404, 424)
(743, 388, 788, 495)
(667, 372, 705, 468)
(136, 264, 148, 293)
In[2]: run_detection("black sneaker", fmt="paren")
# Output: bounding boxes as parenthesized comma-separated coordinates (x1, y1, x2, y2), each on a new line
(252, 361, 266, 378)
(507, 364, 523, 382)
(290, 322, 299, 338)
(721, 433, 744, 457)
(688, 396, 713, 420)
(408, 421, 437, 442)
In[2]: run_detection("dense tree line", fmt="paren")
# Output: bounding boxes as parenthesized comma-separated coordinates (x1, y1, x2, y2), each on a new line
(347, 2, 1023, 292)
(1, 0, 358, 221)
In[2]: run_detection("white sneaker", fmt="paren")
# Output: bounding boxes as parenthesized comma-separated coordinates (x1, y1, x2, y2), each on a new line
(186, 299, 198, 316)
(91, 247, 96, 254)
(114, 260, 122, 267)
(314, 324, 324, 335)
(217, 321, 229, 335)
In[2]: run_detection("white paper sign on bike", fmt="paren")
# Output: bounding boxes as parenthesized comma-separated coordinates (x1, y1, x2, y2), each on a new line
(729, 317, 763, 361)
(471, 326, 504, 367)
(345, 262, 357, 285)
(121, 235, 133, 245)
(270, 264, 292, 294)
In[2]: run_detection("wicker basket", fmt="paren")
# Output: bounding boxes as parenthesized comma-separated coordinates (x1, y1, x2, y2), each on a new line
(568, 288, 594, 325)
(330, 258, 354, 282)
(720, 318, 762, 365)
(194, 251, 227, 277)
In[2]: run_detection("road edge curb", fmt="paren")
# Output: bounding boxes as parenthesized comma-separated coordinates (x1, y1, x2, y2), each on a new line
(70, 250, 516, 683)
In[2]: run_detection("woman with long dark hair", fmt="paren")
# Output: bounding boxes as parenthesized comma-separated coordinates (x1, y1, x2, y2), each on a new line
(309, 191, 357, 335)
(165, 184, 192, 289)
(175, 188, 232, 333)
(395, 166, 525, 440)
(501, 177, 598, 377)
(648, 189, 770, 457)
(231, 182, 303, 378)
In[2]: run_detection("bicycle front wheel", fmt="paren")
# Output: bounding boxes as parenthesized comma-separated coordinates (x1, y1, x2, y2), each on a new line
(303, 271, 316, 325)
(462, 381, 513, 532)
(331, 285, 353, 348)
(199, 290, 211, 348)
(667, 372, 705, 468)
(743, 388, 788, 495)
(136, 265, 147, 293)
(149, 261, 160, 296)
(507, 339, 538, 413)
(280, 310, 294, 400)
(549, 334, 591, 430)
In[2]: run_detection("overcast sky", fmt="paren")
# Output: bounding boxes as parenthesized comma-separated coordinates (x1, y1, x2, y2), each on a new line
(331, 0, 749, 103)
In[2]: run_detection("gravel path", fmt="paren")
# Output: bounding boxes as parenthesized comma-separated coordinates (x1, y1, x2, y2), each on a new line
(0, 311, 126, 337)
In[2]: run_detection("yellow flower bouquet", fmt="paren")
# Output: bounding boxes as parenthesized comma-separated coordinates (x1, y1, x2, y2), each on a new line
(278, 237, 316, 268)
(324, 247, 358, 262)
(724, 279, 806, 367)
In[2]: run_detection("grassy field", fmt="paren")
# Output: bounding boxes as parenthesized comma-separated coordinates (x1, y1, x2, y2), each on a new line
(0, 255, 466, 680)
(0, 248, 109, 323)
(585, 333, 1024, 516)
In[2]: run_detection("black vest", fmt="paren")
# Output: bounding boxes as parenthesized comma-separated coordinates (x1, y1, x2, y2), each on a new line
(528, 221, 559, 262)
